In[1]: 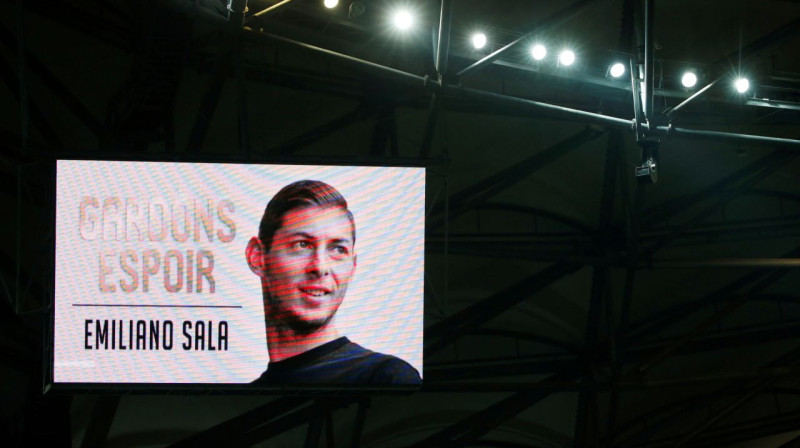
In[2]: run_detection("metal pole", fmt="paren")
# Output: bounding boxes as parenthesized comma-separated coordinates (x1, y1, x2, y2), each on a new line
(452, 85, 633, 129)
(650, 258, 800, 269)
(244, 28, 430, 88)
(435, 0, 452, 78)
(420, 0, 452, 157)
(643, 0, 654, 120)
(16, 0, 27, 151)
(630, 58, 643, 140)
(649, 124, 800, 149)
(228, 0, 248, 26)
(251, 0, 296, 18)
(455, 0, 598, 79)
(665, 78, 719, 120)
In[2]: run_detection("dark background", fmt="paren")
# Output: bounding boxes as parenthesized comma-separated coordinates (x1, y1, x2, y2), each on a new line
(2, 0, 800, 446)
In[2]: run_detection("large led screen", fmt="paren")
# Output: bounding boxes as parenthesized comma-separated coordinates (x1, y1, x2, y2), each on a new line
(53, 160, 424, 386)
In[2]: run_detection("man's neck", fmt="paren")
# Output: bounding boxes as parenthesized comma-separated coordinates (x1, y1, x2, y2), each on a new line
(265, 322, 340, 363)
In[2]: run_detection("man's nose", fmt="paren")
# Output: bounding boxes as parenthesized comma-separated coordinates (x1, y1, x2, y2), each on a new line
(306, 249, 331, 277)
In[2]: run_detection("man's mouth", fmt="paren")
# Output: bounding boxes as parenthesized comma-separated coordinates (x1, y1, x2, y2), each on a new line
(299, 286, 332, 297)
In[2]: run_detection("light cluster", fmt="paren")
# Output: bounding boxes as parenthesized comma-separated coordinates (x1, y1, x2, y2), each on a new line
(320, 2, 753, 94)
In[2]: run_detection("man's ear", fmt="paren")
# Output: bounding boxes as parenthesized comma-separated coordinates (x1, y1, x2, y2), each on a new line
(246, 237, 266, 276)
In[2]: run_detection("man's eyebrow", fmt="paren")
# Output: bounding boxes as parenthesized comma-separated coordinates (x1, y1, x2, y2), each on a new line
(286, 232, 352, 244)
(330, 237, 353, 245)
(288, 231, 316, 240)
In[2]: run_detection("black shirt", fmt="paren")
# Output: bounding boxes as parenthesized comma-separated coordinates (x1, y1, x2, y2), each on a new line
(252, 337, 421, 385)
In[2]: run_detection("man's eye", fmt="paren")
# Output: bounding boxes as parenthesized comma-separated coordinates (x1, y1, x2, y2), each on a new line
(293, 241, 312, 250)
(330, 246, 349, 257)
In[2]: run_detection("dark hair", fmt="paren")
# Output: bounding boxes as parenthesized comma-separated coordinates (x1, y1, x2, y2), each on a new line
(258, 180, 355, 251)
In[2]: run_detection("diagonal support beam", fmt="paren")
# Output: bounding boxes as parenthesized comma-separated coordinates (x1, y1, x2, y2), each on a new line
(625, 246, 800, 342)
(642, 151, 797, 255)
(643, 150, 795, 226)
(409, 371, 580, 448)
(577, 131, 622, 446)
(636, 269, 790, 376)
(0, 53, 63, 150)
(236, 398, 356, 448)
(167, 397, 310, 448)
(186, 50, 232, 153)
(0, 24, 107, 140)
(269, 104, 372, 154)
(425, 262, 583, 356)
(428, 127, 606, 230)
(79, 397, 119, 448)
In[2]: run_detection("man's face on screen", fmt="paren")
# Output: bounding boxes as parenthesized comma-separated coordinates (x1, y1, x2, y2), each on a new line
(263, 205, 356, 334)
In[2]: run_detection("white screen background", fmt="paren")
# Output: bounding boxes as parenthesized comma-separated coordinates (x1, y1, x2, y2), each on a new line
(54, 160, 424, 384)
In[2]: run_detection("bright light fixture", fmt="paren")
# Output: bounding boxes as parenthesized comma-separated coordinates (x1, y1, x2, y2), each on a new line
(558, 50, 575, 66)
(681, 71, 698, 88)
(609, 62, 626, 78)
(323, 0, 338, 8)
(471, 33, 487, 50)
(531, 44, 547, 61)
(393, 9, 413, 30)
(735, 77, 750, 93)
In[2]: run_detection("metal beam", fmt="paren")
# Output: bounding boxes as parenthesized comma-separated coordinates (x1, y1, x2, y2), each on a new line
(250, 0, 296, 19)
(425, 263, 583, 356)
(268, 104, 372, 154)
(304, 407, 324, 448)
(410, 372, 580, 447)
(635, 270, 789, 376)
(455, 0, 599, 79)
(650, 123, 800, 149)
(0, 53, 63, 150)
(428, 127, 606, 230)
(450, 86, 633, 130)
(420, 0, 452, 158)
(643, 151, 797, 255)
(349, 398, 370, 448)
(186, 50, 231, 153)
(425, 356, 580, 381)
(79, 397, 120, 448)
(369, 103, 398, 156)
(625, 246, 800, 343)
(650, 258, 800, 268)
(642, 0, 655, 121)
(664, 78, 719, 121)
(167, 397, 310, 448)
(237, 398, 356, 448)
(643, 150, 793, 226)
(435, 0, 453, 78)
(3, 39, 111, 141)
(14, 0, 135, 51)
(244, 29, 429, 89)
(577, 131, 622, 447)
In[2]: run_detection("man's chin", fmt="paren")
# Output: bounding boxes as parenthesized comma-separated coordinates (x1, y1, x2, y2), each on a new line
(284, 313, 335, 336)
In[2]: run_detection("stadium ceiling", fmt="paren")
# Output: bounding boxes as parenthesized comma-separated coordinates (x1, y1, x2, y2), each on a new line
(2, 0, 800, 446)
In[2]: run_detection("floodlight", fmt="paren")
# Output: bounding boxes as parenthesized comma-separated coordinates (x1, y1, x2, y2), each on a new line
(558, 50, 575, 66)
(393, 9, 413, 30)
(471, 33, 487, 50)
(735, 77, 750, 93)
(681, 71, 698, 88)
(608, 62, 626, 78)
(324, 0, 338, 8)
(531, 44, 547, 61)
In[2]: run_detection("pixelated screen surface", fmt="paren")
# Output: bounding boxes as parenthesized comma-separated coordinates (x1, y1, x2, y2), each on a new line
(54, 160, 424, 385)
